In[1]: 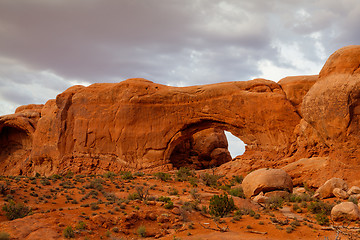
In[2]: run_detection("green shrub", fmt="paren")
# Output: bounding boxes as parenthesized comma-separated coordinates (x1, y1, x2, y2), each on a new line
(231, 175, 243, 184)
(76, 221, 86, 230)
(137, 225, 146, 238)
(168, 187, 178, 196)
(201, 173, 220, 187)
(164, 201, 174, 209)
(209, 194, 236, 217)
(315, 212, 329, 226)
(154, 172, 172, 181)
(86, 178, 104, 191)
(307, 200, 333, 215)
(157, 196, 171, 203)
(2, 200, 31, 220)
(63, 226, 75, 238)
(229, 187, 245, 198)
(103, 171, 116, 179)
(265, 196, 285, 210)
(175, 167, 194, 181)
(0, 232, 10, 240)
(121, 171, 134, 180)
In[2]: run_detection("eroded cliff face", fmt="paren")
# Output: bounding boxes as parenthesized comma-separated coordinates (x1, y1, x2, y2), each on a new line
(0, 78, 301, 176)
(1, 45, 360, 182)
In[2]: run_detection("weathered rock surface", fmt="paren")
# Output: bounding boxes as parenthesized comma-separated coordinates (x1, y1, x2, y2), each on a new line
(0, 78, 301, 176)
(348, 186, 360, 195)
(242, 168, 293, 199)
(331, 202, 360, 221)
(333, 188, 349, 199)
(169, 128, 231, 169)
(315, 178, 348, 199)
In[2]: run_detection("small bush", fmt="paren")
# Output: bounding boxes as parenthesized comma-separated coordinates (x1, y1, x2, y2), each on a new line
(168, 187, 178, 196)
(2, 200, 31, 220)
(201, 173, 220, 187)
(307, 200, 333, 215)
(175, 167, 194, 181)
(63, 226, 75, 239)
(76, 221, 86, 230)
(229, 187, 245, 198)
(315, 212, 329, 226)
(164, 201, 174, 209)
(209, 194, 236, 217)
(86, 178, 104, 191)
(103, 171, 116, 179)
(265, 196, 285, 210)
(154, 172, 172, 181)
(0, 183, 9, 196)
(121, 171, 134, 180)
(157, 196, 171, 203)
(231, 175, 243, 184)
(137, 225, 146, 238)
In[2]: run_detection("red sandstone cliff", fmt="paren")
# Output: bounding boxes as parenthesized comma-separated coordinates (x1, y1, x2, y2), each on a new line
(1, 45, 360, 185)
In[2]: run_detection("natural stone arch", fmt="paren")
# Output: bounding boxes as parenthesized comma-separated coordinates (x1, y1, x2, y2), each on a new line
(165, 119, 243, 169)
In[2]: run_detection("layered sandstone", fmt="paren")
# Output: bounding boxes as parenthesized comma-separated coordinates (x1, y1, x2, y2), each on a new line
(1, 45, 360, 183)
(0, 78, 300, 176)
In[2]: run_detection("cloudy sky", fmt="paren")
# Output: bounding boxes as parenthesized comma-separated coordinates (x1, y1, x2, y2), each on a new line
(0, 0, 359, 156)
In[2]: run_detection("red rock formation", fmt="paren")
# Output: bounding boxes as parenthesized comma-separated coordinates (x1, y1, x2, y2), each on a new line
(0, 78, 300, 176)
(1, 45, 360, 184)
(169, 128, 232, 170)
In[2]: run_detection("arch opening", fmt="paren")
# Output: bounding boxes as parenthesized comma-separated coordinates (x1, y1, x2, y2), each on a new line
(166, 120, 247, 170)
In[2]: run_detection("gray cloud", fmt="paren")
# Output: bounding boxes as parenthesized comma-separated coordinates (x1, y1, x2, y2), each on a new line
(0, 0, 359, 116)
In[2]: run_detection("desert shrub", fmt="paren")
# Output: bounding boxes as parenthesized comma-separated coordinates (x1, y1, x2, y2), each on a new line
(231, 175, 243, 184)
(121, 171, 134, 180)
(188, 177, 198, 187)
(209, 194, 236, 217)
(201, 173, 220, 187)
(154, 172, 172, 181)
(76, 221, 86, 230)
(175, 167, 194, 181)
(190, 188, 201, 202)
(103, 171, 116, 179)
(63, 226, 75, 238)
(85, 178, 104, 191)
(349, 196, 358, 204)
(164, 201, 174, 209)
(168, 187, 178, 196)
(2, 200, 31, 220)
(137, 225, 146, 238)
(0, 183, 9, 196)
(265, 196, 285, 210)
(315, 212, 329, 226)
(59, 180, 75, 189)
(135, 186, 149, 201)
(229, 187, 245, 198)
(40, 178, 51, 186)
(128, 192, 140, 200)
(0, 232, 10, 240)
(90, 203, 100, 210)
(307, 200, 333, 215)
(157, 196, 171, 203)
(235, 208, 255, 216)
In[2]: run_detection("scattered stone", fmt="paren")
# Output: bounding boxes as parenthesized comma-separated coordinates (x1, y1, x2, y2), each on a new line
(333, 188, 349, 199)
(347, 186, 360, 195)
(315, 178, 348, 199)
(293, 187, 307, 195)
(331, 202, 360, 221)
(264, 190, 290, 199)
(252, 192, 268, 204)
(242, 168, 293, 199)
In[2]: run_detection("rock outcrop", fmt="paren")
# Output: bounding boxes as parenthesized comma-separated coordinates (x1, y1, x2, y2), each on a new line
(331, 202, 360, 221)
(242, 168, 293, 199)
(0, 78, 301, 176)
(1, 45, 360, 182)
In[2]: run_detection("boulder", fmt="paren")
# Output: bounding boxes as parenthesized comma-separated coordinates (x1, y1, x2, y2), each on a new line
(333, 188, 349, 199)
(315, 178, 348, 199)
(348, 186, 360, 195)
(264, 190, 290, 199)
(242, 168, 293, 199)
(331, 202, 360, 221)
(252, 192, 268, 204)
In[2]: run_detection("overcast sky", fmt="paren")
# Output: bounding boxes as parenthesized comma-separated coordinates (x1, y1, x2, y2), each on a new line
(0, 0, 359, 156)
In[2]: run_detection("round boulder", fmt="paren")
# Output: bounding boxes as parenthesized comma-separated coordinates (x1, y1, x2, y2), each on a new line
(242, 168, 293, 199)
(315, 178, 348, 199)
(331, 202, 360, 221)
(333, 188, 349, 199)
